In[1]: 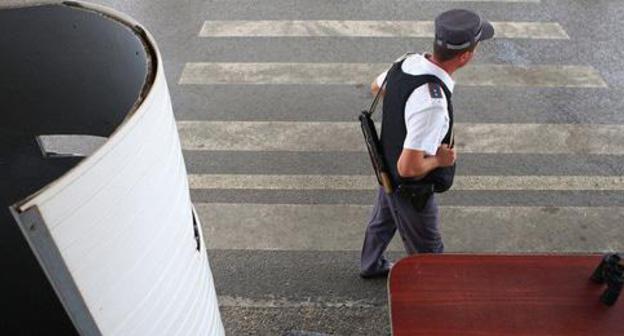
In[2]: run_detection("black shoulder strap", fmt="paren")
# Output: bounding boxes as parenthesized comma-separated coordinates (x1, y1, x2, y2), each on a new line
(367, 53, 412, 116)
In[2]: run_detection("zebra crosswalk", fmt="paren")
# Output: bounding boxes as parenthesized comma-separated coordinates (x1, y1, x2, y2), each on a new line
(170, 0, 624, 333)
(178, 8, 621, 254)
(164, 0, 624, 335)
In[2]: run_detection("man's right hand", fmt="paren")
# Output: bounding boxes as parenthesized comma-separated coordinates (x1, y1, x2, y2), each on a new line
(435, 144, 456, 167)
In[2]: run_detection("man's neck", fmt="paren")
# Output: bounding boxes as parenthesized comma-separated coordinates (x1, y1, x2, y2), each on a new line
(426, 54, 458, 76)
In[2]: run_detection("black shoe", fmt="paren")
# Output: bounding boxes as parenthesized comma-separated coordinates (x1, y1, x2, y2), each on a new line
(360, 262, 394, 279)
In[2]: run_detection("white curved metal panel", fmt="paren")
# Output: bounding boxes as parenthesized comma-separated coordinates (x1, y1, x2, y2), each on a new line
(12, 2, 224, 335)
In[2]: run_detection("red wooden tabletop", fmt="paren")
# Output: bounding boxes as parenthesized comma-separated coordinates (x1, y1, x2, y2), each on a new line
(388, 254, 623, 336)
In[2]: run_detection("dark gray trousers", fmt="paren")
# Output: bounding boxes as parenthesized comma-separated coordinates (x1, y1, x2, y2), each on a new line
(360, 187, 444, 274)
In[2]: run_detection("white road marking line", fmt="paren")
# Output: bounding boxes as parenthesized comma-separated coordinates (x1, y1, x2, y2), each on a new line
(188, 175, 624, 191)
(196, 203, 624, 252)
(392, 0, 540, 1)
(200, 21, 566, 39)
(178, 63, 606, 87)
(177, 121, 623, 155)
(218, 296, 379, 309)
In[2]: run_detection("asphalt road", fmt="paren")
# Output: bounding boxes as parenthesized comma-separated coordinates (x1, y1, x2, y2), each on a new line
(33, 0, 624, 334)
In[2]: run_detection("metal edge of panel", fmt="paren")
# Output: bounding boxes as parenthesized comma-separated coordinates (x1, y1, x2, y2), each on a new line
(8, 0, 163, 212)
(9, 206, 102, 336)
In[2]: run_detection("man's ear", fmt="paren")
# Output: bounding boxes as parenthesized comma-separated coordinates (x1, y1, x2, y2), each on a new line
(458, 50, 474, 66)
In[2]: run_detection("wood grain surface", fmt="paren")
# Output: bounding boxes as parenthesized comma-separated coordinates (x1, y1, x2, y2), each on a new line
(388, 254, 622, 336)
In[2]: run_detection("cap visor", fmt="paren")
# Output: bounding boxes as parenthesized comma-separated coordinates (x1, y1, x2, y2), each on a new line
(479, 21, 495, 41)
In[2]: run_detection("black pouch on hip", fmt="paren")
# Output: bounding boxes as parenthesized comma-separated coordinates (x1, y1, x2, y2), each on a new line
(397, 183, 434, 211)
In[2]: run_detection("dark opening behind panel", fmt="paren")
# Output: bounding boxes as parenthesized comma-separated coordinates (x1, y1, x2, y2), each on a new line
(0, 3, 151, 333)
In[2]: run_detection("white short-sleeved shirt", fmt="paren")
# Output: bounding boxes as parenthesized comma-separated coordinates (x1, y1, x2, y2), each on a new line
(375, 53, 455, 156)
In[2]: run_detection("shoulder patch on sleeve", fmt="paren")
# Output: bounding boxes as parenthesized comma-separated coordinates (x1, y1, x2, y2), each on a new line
(428, 82, 443, 99)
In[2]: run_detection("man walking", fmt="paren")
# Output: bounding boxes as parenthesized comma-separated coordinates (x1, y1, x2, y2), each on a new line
(360, 9, 495, 278)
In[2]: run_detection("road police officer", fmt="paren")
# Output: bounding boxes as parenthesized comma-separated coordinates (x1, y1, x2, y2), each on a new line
(360, 9, 495, 278)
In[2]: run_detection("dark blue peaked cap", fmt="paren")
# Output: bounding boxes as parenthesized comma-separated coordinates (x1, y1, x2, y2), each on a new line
(435, 9, 495, 50)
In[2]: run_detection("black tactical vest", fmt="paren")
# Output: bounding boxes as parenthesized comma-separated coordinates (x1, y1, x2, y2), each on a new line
(380, 59, 455, 192)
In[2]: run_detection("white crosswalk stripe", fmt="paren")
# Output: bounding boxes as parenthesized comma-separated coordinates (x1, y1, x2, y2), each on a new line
(178, 121, 623, 154)
(418, 0, 540, 2)
(199, 21, 568, 39)
(217, 296, 378, 309)
(195, 203, 624, 251)
(179, 63, 606, 87)
(188, 175, 624, 191)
